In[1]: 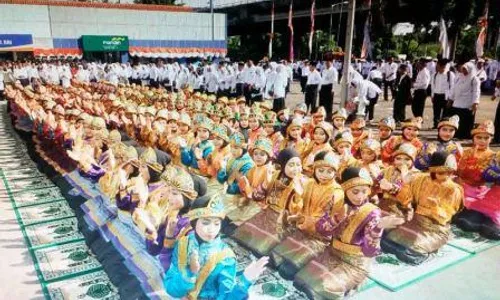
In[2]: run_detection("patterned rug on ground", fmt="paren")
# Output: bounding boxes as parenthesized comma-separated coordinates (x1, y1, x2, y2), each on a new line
(2, 167, 45, 181)
(33, 240, 103, 282)
(222, 237, 376, 299)
(368, 244, 472, 291)
(447, 225, 500, 254)
(24, 218, 85, 249)
(44, 270, 119, 300)
(8, 187, 65, 208)
(16, 201, 76, 226)
(3, 176, 56, 193)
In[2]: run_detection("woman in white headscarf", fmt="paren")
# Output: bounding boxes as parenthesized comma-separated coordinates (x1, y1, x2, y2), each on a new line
(252, 66, 266, 103)
(273, 64, 288, 112)
(448, 61, 480, 139)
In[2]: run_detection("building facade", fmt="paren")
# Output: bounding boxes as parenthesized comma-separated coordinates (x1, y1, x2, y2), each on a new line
(0, 1, 227, 61)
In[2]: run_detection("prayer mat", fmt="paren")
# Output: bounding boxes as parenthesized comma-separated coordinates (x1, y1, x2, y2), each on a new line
(24, 218, 84, 249)
(368, 244, 471, 291)
(0, 160, 38, 170)
(5, 186, 64, 207)
(16, 201, 75, 226)
(44, 270, 119, 300)
(0, 154, 30, 162)
(33, 241, 103, 282)
(447, 225, 500, 254)
(249, 268, 309, 300)
(358, 278, 377, 292)
(224, 237, 257, 273)
(2, 168, 44, 181)
(4, 176, 56, 192)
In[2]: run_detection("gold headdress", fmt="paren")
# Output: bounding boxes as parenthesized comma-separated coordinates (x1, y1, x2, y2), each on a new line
(471, 120, 494, 136)
(161, 165, 198, 200)
(187, 193, 226, 221)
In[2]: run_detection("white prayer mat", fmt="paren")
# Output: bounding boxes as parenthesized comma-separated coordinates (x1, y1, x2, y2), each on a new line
(33, 241, 102, 282)
(16, 201, 75, 226)
(24, 218, 84, 249)
(45, 270, 119, 300)
(368, 244, 471, 291)
(447, 225, 500, 254)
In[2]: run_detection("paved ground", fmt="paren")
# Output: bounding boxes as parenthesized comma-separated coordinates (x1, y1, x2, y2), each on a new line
(0, 179, 43, 300)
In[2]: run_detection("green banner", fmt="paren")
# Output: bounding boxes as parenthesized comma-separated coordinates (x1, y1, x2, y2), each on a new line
(81, 35, 129, 52)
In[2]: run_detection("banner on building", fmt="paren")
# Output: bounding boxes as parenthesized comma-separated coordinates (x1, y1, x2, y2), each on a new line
(0, 34, 34, 52)
(81, 35, 129, 52)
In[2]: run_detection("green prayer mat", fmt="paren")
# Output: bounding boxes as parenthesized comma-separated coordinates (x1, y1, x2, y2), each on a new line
(4, 177, 56, 192)
(44, 271, 119, 300)
(368, 245, 471, 291)
(0, 160, 38, 170)
(358, 278, 377, 292)
(33, 241, 103, 282)
(224, 237, 257, 273)
(1, 186, 64, 207)
(16, 201, 75, 226)
(2, 169, 44, 181)
(447, 225, 500, 254)
(24, 218, 84, 249)
(249, 268, 309, 300)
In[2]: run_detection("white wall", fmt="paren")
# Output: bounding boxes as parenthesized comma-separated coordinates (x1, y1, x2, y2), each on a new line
(0, 3, 226, 48)
(49, 6, 225, 40)
(0, 4, 53, 48)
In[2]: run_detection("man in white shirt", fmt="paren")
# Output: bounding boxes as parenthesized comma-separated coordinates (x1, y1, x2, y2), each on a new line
(382, 57, 398, 101)
(319, 59, 338, 120)
(149, 61, 161, 88)
(205, 65, 219, 95)
(305, 62, 321, 113)
(300, 60, 310, 93)
(13, 62, 29, 86)
(0, 65, 4, 101)
(431, 59, 455, 128)
(368, 65, 383, 87)
(412, 60, 431, 118)
(234, 62, 245, 97)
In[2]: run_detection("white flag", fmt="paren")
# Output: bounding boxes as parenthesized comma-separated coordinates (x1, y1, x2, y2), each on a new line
(439, 18, 450, 59)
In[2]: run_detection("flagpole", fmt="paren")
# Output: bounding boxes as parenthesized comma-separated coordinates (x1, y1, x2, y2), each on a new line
(288, 0, 294, 62)
(308, 0, 315, 59)
(269, 1, 275, 59)
(340, 0, 356, 109)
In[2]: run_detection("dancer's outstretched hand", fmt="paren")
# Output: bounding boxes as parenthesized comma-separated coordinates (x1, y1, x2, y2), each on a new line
(243, 257, 269, 282)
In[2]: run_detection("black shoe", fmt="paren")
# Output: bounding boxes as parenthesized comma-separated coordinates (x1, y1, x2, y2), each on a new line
(221, 217, 238, 236)
(479, 218, 500, 240)
(381, 237, 428, 265)
(278, 259, 301, 280)
(453, 209, 486, 232)
(381, 236, 406, 255)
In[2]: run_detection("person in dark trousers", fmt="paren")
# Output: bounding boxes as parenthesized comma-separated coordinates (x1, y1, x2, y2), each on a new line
(235, 62, 245, 97)
(300, 60, 310, 93)
(383, 57, 398, 101)
(448, 62, 481, 140)
(319, 60, 338, 120)
(393, 65, 412, 124)
(431, 59, 455, 128)
(411, 60, 431, 118)
(305, 63, 321, 114)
